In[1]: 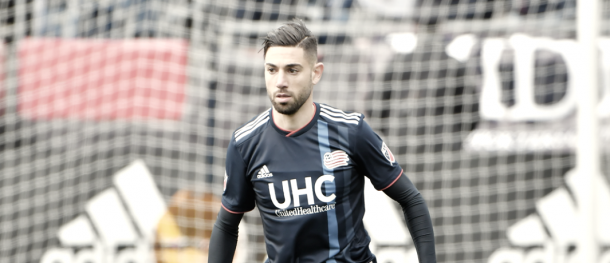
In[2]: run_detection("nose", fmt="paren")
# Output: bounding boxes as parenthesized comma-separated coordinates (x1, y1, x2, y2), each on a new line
(276, 71, 288, 89)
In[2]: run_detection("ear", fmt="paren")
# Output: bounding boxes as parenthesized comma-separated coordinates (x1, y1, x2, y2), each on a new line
(311, 62, 324, 85)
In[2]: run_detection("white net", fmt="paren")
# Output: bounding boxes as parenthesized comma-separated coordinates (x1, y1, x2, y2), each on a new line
(1, 0, 610, 263)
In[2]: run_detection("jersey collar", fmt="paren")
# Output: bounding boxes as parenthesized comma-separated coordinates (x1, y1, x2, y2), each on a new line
(270, 102, 320, 137)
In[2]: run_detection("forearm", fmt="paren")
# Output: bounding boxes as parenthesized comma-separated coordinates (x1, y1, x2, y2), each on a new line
(208, 208, 244, 263)
(383, 174, 436, 263)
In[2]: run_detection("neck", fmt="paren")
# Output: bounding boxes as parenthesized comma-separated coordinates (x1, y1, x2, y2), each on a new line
(273, 100, 315, 132)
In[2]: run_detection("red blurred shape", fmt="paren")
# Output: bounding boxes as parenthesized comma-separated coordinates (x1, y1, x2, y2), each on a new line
(18, 38, 188, 120)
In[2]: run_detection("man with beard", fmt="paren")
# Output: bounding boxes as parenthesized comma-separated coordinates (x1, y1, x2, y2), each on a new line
(208, 19, 437, 263)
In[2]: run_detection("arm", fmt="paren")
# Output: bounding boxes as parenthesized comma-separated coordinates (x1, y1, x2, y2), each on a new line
(350, 119, 435, 261)
(383, 174, 436, 263)
(210, 135, 254, 262)
(207, 208, 244, 263)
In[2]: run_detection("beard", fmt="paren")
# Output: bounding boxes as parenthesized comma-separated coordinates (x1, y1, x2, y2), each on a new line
(269, 85, 312, 116)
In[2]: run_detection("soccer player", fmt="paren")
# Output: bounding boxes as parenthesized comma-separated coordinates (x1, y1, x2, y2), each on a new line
(208, 19, 436, 263)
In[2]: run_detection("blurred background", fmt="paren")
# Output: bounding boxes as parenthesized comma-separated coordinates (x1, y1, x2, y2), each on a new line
(1, 0, 610, 262)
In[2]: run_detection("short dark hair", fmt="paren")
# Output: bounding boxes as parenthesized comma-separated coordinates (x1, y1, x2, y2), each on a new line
(262, 19, 318, 63)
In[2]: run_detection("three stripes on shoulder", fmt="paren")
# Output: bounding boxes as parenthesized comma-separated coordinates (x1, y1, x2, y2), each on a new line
(235, 110, 270, 142)
(320, 104, 361, 125)
(234, 105, 362, 142)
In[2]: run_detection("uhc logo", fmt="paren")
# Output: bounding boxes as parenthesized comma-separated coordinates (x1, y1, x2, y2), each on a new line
(268, 175, 336, 210)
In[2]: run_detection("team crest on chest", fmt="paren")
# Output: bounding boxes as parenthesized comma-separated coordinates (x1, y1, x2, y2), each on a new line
(381, 142, 396, 164)
(323, 150, 349, 169)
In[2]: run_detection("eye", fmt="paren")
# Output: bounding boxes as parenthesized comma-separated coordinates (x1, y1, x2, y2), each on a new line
(267, 68, 276, 73)
(289, 68, 298, 74)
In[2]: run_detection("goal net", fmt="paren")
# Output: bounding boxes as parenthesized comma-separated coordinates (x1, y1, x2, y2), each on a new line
(1, 0, 609, 263)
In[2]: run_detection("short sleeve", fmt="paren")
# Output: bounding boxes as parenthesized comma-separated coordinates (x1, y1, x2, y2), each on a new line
(353, 120, 404, 190)
(221, 138, 256, 213)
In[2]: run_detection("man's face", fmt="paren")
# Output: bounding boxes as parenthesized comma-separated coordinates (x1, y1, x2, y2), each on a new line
(264, 46, 319, 115)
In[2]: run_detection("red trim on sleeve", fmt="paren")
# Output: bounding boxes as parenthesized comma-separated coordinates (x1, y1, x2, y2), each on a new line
(379, 169, 404, 191)
(221, 204, 249, 214)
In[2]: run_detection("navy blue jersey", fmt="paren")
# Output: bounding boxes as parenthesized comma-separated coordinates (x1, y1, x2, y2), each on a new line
(222, 103, 403, 263)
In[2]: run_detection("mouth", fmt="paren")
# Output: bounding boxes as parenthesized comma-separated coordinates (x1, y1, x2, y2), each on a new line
(275, 93, 292, 104)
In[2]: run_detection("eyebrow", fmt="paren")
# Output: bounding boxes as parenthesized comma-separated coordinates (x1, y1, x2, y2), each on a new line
(265, 63, 303, 68)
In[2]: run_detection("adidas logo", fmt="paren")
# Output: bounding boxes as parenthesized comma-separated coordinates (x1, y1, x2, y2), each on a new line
(40, 160, 250, 263)
(39, 160, 165, 263)
(257, 165, 273, 178)
(488, 169, 610, 263)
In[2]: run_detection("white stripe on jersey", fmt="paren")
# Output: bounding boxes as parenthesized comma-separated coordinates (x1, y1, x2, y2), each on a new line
(320, 112, 360, 125)
(320, 109, 361, 121)
(320, 104, 361, 124)
(235, 110, 270, 138)
(235, 116, 269, 142)
(320, 105, 361, 118)
(235, 110, 270, 142)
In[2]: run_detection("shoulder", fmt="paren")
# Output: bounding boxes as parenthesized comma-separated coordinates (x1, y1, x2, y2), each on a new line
(233, 108, 271, 144)
(318, 103, 363, 127)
